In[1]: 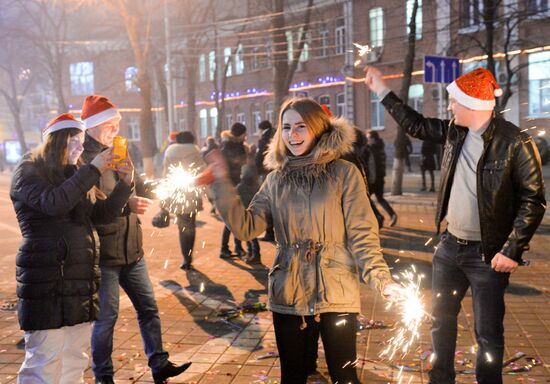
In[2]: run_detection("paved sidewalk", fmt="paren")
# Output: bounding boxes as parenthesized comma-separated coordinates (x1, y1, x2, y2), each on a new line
(0, 176, 549, 383)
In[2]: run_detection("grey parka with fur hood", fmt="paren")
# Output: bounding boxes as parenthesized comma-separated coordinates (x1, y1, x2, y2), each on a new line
(211, 117, 393, 316)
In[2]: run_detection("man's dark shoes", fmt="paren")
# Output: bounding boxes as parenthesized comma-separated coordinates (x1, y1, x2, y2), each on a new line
(220, 249, 233, 259)
(389, 214, 398, 227)
(95, 376, 115, 384)
(153, 361, 192, 383)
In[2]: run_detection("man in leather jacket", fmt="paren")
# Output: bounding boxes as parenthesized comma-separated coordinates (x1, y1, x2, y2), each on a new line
(365, 67, 545, 384)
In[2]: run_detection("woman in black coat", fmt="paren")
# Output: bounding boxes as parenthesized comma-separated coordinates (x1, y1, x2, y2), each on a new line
(10, 113, 133, 383)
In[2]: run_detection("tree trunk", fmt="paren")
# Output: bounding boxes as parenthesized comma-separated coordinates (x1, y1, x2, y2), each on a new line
(483, 0, 497, 76)
(137, 72, 157, 176)
(392, 0, 417, 195)
(185, 62, 198, 138)
(271, 0, 289, 116)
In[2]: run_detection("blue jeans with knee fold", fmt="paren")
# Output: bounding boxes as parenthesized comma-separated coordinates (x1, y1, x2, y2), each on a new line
(429, 232, 509, 384)
(91, 258, 168, 378)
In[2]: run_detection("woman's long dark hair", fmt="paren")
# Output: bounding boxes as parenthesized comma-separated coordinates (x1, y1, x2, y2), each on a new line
(31, 128, 83, 185)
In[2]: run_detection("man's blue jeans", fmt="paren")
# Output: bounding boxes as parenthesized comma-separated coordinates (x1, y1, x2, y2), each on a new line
(91, 258, 168, 378)
(429, 232, 509, 384)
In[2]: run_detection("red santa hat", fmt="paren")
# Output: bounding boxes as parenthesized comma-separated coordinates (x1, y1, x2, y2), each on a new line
(42, 113, 85, 138)
(446, 68, 502, 111)
(81, 95, 121, 129)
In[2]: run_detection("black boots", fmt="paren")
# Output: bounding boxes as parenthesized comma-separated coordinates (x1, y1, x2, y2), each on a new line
(153, 361, 192, 384)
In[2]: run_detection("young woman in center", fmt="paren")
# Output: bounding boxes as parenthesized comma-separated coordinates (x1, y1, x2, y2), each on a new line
(207, 98, 401, 384)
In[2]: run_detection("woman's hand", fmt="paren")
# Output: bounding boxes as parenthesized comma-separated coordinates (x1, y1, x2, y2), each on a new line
(116, 156, 135, 186)
(90, 149, 114, 173)
(204, 149, 229, 179)
(382, 282, 405, 302)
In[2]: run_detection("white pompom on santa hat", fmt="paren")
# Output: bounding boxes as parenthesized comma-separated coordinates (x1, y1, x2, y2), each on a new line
(42, 113, 85, 138)
(81, 95, 121, 129)
(446, 68, 502, 111)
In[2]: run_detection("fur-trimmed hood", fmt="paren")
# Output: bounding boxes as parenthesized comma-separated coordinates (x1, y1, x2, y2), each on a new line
(264, 116, 355, 171)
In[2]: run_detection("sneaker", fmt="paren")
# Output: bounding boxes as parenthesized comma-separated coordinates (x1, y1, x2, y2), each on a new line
(153, 361, 192, 384)
(389, 214, 398, 227)
(246, 256, 262, 265)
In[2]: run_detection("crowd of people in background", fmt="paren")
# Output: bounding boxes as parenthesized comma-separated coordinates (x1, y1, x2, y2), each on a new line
(9, 64, 542, 384)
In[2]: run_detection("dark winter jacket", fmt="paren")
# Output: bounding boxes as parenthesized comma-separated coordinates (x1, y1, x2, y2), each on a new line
(382, 91, 546, 263)
(367, 136, 387, 194)
(255, 127, 275, 176)
(221, 137, 248, 186)
(341, 128, 372, 193)
(82, 134, 153, 267)
(10, 155, 131, 331)
(237, 165, 260, 207)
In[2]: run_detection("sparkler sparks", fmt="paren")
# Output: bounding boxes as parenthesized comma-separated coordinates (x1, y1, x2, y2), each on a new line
(380, 267, 428, 363)
(151, 163, 204, 215)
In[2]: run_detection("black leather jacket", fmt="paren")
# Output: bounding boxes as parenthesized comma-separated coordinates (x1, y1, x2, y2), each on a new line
(382, 91, 546, 263)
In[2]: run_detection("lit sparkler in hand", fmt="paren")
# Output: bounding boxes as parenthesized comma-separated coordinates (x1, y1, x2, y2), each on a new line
(353, 42, 372, 67)
(152, 163, 203, 214)
(380, 265, 428, 362)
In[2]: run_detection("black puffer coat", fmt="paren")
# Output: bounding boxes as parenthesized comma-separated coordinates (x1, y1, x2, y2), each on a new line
(382, 91, 546, 263)
(10, 156, 131, 330)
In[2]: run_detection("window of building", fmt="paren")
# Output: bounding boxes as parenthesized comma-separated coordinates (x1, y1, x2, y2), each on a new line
(224, 47, 232, 77)
(235, 44, 244, 75)
(266, 39, 272, 67)
(336, 93, 345, 117)
(319, 29, 329, 57)
(70, 61, 94, 95)
(370, 92, 384, 130)
(127, 116, 140, 141)
(527, 0, 550, 16)
(208, 51, 216, 81)
(459, 0, 483, 29)
(528, 51, 550, 117)
(406, 0, 422, 40)
(408, 84, 424, 113)
(265, 102, 274, 123)
(200, 109, 208, 138)
(237, 110, 246, 125)
(335, 18, 345, 55)
(299, 29, 310, 62)
(124, 66, 139, 93)
(178, 118, 186, 132)
(226, 110, 233, 129)
(319, 95, 330, 108)
(370, 8, 384, 48)
(251, 47, 260, 71)
(251, 104, 262, 132)
(209, 108, 218, 136)
(199, 54, 206, 82)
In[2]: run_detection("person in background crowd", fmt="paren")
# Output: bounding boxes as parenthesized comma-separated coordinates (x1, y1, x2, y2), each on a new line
(80, 95, 191, 384)
(404, 135, 413, 172)
(219, 123, 249, 259)
(11, 113, 132, 384)
(367, 130, 398, 227)
(206, 97, 402, 383)
(365, 66, 546, 384)
(421, 140, 437, 192)
(236, 164, 262, 265)
(201, 136, 219, 158)
(162, 131, 206, 270)
(255, 120, 276, 242)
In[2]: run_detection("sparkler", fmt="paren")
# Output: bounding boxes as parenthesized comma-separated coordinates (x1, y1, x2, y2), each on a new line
(353, 42, 372, 67)
(151, 163, 204, 215)
(380, 266, 428, 363)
